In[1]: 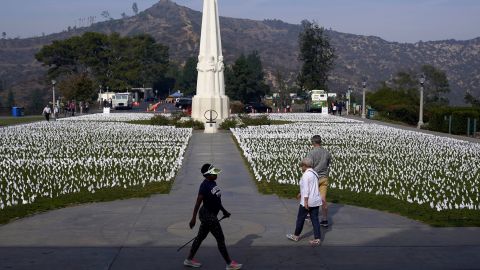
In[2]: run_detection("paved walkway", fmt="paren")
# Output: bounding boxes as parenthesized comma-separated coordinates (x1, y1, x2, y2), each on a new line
(1, 132, 480, 270)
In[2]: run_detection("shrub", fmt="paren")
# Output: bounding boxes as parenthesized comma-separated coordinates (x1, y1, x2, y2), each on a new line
(239, 114, 272, 126)
(220, 117, 241, 130)
(171, 111, 189, 121)
(175, 119, 204, 130)
(150, 115, 172, 126)
(230, 101, 244, 114)
(148, 114, 204, 130)
(427, 107, 480, 135)
(386, 104, 418, 125)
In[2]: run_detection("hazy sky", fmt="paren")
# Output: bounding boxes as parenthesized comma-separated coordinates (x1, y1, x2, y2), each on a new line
(1, 0, 479, 43)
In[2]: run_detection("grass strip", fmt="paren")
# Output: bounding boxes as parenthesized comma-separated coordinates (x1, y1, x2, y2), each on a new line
(0, 116, 45, 127)
(232, 134, 480, 227)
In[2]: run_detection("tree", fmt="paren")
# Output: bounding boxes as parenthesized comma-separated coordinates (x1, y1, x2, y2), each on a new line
(465, 92, 480, 107)
(36, 32, 170, 97)
(0, 79, 5, 92)
(132, 3, 139, 15)
(369, 65, 452, 125)
(28, 89, 47, 113)
(58, 73, 97, 101)
(1, 32, 6, 39)
(225, 51, 270, 103)
(421, 65, 450, 105)
(6, 89, 15, 108)
(101, 11, 111, 20)
(35, 36, 86, 78)
(391, 66, 450, 106)
(297, 20, 335, 91)
(274, 70, 290, 108)
(368, 82, 419, 125)
(392, 71, 417, 91)
(178, 57, 198, 96)
(121, 12, 128, 19)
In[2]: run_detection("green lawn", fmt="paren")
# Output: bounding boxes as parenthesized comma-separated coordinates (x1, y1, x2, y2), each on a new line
(0, 181, 172, 225)
(233, 135, 480, 227)
(0, 116, 45, 127)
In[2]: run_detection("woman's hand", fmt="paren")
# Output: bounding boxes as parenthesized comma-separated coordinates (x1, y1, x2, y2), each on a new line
(189, 218, 196, 229)
(222, 210, 231, 218)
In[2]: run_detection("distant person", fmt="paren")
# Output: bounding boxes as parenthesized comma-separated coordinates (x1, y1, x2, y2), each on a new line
(53, 105, 59, 119)
(184, 163, 242, 270)
(338, 102, 343, 116)
(85, 102, 89, 113)
(79, 101, 84, 114)
(69, 101, 75, 116)
(286, 158, 322, 246)
(42, 105, 51, 121)
(306, 135, 332, 227)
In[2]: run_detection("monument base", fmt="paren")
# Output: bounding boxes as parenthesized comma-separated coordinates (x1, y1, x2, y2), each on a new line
(191, 95, 230, 124)
(204, 122, 218, 134)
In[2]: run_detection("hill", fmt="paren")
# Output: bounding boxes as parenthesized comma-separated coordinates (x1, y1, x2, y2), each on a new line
(1, 0, 479, 107)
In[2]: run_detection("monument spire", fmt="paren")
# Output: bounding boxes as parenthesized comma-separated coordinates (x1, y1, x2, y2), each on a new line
(191, 0, 229, 129)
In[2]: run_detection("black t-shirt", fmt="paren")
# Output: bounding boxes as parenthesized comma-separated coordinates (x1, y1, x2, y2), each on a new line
(199, 179, 222, 215)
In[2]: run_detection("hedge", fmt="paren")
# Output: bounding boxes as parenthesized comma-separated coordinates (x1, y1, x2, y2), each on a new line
(427, 107, 480, 135)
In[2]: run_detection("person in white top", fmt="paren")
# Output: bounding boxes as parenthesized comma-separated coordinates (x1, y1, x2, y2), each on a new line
(42, 105, 51, 122)
(286, 157, 322, 246)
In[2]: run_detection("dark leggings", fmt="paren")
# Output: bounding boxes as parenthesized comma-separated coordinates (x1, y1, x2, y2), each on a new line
(188, 207, 231, 264)
(295, 205, 321, 239)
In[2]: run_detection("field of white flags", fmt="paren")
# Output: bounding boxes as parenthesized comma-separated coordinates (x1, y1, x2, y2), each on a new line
(57, 112, 157, 122)
(0, 117, 191, 210)
(266, 113, 363, 123)
(232, 117, 480, 211)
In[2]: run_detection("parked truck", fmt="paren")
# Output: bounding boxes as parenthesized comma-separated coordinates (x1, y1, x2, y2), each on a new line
(112, 93, 133, 110)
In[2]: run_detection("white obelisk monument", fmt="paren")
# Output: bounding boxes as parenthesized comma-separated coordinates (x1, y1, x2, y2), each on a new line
(191, 0, 230, 131)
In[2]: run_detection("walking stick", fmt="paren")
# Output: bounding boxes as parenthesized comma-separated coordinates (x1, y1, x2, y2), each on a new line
(177, 216, 228, 252)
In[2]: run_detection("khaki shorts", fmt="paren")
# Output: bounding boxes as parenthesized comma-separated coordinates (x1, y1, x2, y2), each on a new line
(319, 177, 328, 200)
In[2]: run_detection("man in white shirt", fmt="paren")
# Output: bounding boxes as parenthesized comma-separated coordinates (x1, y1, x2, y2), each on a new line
(42, 105, 51, 122)
(286, 158, 322, 246)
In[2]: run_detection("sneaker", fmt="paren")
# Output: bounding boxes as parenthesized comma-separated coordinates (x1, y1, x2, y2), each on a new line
(184, 259, 202, 268)
(320, 220, 329, 227)
(226, 260, 243, 270)
(286, 234, 299, 242)
(309, 239, 321, 246)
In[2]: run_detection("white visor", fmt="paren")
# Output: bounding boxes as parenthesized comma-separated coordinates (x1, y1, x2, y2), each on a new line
(204, 166, 222, 175)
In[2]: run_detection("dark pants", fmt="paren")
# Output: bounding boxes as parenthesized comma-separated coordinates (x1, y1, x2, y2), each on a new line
(295, 205, 321, 240)
(44, 113, 50, 122)
(188, 207, 231, 264)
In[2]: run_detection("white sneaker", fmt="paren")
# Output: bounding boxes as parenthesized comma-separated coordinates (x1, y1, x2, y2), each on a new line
(286, 234, 299, 242)
(184, 258, 202, 268)
(226, 260, 242, 270)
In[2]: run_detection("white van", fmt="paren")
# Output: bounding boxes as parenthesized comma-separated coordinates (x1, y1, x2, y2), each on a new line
(112, 93, 133, 110)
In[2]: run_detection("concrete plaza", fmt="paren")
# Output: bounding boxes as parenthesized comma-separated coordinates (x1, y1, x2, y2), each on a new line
(0, 132, 479, 270)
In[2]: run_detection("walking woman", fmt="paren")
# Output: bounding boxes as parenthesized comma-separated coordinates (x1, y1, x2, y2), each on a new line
(286, 158, 323, 246)
(184, 163, 242, 270)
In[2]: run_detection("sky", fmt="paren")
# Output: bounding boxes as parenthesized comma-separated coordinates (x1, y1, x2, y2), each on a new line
(1, 0, 479, 43)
